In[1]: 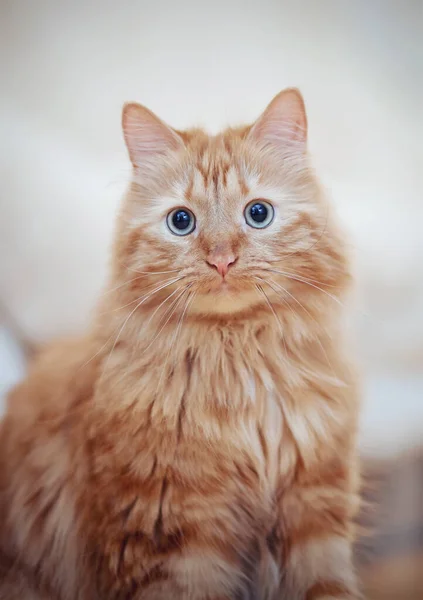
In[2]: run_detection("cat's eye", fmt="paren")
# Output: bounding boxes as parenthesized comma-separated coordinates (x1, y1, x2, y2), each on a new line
(244, 200, 274, 229)
(166, 208, 196, 236)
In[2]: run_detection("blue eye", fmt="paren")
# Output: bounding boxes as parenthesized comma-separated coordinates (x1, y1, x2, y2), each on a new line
(244, 200, 274, 229)
(167, 208, 196, 236)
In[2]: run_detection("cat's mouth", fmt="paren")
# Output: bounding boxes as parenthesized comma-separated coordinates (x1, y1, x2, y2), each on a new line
(201, 277, 242, 295)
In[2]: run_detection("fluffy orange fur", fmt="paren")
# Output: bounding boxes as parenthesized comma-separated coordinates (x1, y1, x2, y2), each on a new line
(0, 89, 361, 599)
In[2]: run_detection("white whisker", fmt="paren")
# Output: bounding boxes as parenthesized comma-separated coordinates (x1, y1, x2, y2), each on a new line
(254, 276, 297, 318)
(157, 288, 196, 393)
(98, 275, 146, 298)
(99, 276, 186, 315)
(155, 287, 193, 392)
(264, 266, 338, 288)
(141, 284, 193, 355)
(127, 267, 181, 275)
(108, 284, 193, 392)
(99, 276, 185, 383)
(117, 258, 180, 276)
(98, 270, 180, 299)
(254, 283, 290, 366)
(77, 333, 116, 372)
(257, 276, 336, 376)
(171, 289, 196, 359)
(264, 268, 344, 307)
(143, 284, 186, 330)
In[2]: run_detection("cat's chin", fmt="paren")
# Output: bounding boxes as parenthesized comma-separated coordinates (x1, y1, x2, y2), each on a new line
(190, 288, 261, 316)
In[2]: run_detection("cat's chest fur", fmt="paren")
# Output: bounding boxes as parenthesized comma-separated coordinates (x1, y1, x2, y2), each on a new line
(82, 326, 292, 594)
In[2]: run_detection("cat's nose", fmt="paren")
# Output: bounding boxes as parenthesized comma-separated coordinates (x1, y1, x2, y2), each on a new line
(206, 253, 237, 278)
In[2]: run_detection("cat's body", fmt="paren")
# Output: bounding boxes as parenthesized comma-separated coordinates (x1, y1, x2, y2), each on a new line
(0, 90, 361, 599)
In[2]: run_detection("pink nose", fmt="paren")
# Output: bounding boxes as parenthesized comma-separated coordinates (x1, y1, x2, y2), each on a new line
(207, 254, 237, 278)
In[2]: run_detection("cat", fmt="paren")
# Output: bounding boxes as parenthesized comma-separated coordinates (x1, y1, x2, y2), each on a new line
(0, 88, 361, 599)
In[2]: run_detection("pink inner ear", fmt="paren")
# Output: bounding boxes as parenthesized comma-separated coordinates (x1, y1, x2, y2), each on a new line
(122, 103, 183, 168)
(248, 89, 307, 152)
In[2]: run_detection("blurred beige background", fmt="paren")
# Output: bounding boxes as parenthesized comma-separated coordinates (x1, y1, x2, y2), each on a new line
(0, 0, 422, 449)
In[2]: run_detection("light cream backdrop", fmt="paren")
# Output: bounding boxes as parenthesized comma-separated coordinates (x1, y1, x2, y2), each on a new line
(1, 0, 422, 453)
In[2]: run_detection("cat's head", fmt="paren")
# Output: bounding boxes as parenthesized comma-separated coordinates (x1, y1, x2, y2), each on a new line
(113, 89, 350, 323)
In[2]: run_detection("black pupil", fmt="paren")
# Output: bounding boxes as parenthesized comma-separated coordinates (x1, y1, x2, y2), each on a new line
(249, 203, 268, 223)
(172, 210, 191, 230)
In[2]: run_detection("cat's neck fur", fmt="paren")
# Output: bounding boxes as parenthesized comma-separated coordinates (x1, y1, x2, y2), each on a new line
(91, 300, 351, 464)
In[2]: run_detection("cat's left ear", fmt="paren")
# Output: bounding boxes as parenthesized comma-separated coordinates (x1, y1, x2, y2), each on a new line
(122, 102, 184, 169)
(248, 88, 307, 154)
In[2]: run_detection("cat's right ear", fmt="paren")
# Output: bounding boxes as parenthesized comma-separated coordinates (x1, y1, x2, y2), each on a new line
(122, 103, 184, 169)
(248, 88, 307, 156)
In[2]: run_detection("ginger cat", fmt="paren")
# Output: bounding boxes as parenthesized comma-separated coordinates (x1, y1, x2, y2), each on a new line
(0, 89, 361, 599)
